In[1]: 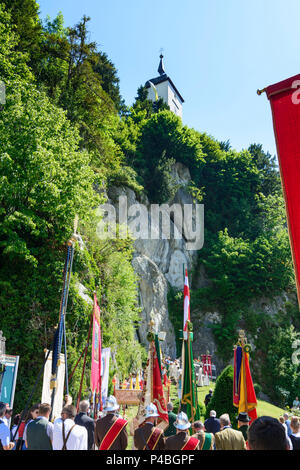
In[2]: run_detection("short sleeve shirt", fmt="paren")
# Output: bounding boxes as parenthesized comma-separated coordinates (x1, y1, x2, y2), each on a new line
(0, 420, 11, 448)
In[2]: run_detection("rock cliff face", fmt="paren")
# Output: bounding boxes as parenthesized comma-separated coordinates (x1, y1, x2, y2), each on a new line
(107, 162, 201, 359)
(103, 162, 295, 375)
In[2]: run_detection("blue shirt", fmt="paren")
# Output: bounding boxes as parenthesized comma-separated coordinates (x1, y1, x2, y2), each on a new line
(0, 419, 10, 448)
(285, 419, 292, 437)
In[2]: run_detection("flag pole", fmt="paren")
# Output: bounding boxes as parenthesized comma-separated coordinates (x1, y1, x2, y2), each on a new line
(76, 296, 94, 411)
(187, 328, 194, 425)
(50, 239, 74, 421)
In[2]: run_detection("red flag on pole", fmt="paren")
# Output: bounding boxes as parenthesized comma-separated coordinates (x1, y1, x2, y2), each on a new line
(183, 269, 190, 331)
(152, 341, 169, 425)
(91, 293, 102, 395)
(264, 74, 300, 305)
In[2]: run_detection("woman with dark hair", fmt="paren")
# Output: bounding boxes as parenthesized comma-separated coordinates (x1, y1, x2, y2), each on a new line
(11, 414, 20, 450)
(15, 404, 40, 450)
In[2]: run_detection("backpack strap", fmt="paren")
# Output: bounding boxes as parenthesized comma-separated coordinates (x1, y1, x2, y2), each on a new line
(62, 421, 77, 450)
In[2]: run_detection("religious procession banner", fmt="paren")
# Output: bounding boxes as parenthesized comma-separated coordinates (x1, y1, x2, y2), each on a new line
(180, 333, 201, 425)
(0, 355, 19, 409)
(91, 293, 101, 394)
(151, 340, 169, 425)
(263, 75, 300, 305)
(180, 269, 201, 425)
(101, 347, 111, 405)
(233, 341, 257, 423)
(183, 269, 190, 331)
(135, 338, 169, 430)
(42, 350, 65, 421)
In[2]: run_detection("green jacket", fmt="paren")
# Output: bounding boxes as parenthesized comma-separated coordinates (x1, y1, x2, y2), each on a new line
(164, 412, 177, 437)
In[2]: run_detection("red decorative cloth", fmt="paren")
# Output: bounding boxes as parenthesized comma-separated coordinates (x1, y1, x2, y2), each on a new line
(152, 342, 169, 425)
(266, 74, 300, 305)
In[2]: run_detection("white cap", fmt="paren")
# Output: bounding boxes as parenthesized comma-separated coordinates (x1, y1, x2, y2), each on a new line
(174, 411, 191, 430)
(144, 403, 159, 419)
(103, 395, 119, 412)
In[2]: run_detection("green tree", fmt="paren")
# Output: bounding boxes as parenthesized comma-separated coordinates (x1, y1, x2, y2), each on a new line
(0, 0, 42, 61)
(205, 366, 238, 429)
(0, 3, 33, 83)
(0, 80, 97, 409)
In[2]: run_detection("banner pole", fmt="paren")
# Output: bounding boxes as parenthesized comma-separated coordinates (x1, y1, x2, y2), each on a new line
(187, 331, 194, 425)
(63, 315, 69, 396)
(76, 307, 94, 411)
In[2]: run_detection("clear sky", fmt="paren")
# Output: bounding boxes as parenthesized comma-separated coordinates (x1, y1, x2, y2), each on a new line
(37, 0, 300, 157)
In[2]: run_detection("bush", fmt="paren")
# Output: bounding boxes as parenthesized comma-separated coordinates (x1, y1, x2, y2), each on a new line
(205, 365, 238, 429)
(254, 383, 262, 397)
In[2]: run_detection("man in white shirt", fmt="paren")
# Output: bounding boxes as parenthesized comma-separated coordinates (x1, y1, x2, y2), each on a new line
(53, 405, 88, 450)
(0, 402, 14, 450)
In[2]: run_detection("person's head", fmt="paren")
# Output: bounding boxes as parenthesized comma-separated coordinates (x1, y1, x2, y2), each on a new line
(167, 402, 173, 412)
(283, 413, 289, 421)
(237, 412, 251, 428)
(193, 421, 205, 433)
(210, 410, 217, 418)
(174, 412, 191, 434)
(295, 397, 299, 401)
(248, 416, 289, 450)
(38, 403, 52, 419)
(61, 405, 76, 421)
(103, 395, 119, 415)
(5, 407, 12, 418)
(279, 416, 285, 424)
(26, 404, 40, 422)
(79, 400, 90, 414)
(144, 403, 159, 425)
(0, 402, 6, 418)
(219, 413, 231, 429)
(13, 414, 21, 426)
(290, 416, 300, 434)
(209, 389, 213, 394)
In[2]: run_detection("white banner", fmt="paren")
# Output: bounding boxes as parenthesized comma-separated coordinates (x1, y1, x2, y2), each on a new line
(101, 348, 110, 405)
(42, 351, 65, 422)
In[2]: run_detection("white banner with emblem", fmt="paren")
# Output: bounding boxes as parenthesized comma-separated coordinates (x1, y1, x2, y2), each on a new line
(41, 350, 65, 421)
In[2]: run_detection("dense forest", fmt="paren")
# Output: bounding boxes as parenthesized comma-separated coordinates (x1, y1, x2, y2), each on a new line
(0, 0, 299, 410)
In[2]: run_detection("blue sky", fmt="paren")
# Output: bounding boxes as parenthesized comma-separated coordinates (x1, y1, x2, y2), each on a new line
(37, 0, 300, 157)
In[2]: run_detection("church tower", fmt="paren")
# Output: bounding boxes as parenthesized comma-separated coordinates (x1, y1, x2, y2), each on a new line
(145, 55, 184, 118)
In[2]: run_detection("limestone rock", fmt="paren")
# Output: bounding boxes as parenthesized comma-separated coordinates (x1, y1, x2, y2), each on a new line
(132, 255, 176, 358)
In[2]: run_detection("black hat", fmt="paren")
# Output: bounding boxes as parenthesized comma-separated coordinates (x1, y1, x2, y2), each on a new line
(236, 412, 251, 422)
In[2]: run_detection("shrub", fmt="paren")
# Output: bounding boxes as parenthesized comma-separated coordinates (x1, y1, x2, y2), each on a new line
(254, 383, 262, 397)
(205, 365, 238, 429)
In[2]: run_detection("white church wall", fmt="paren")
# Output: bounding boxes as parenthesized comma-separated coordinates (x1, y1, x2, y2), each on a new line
(147, 79, 183, 118)
(167, 83, 183, 118)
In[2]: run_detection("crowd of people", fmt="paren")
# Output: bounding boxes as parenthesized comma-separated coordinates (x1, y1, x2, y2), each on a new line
(1, 394, 300, 451)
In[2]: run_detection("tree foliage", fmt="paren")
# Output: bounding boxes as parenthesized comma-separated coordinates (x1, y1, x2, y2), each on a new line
(0, 4, 144, 410)
(205, 365, 238, 429)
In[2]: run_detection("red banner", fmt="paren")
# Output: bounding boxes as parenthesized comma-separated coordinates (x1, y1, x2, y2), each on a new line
(266, 74, 300, 304)
(91, 294, 101, 393)
(183, 269, 190, 331)
(152, 342, 169, 424)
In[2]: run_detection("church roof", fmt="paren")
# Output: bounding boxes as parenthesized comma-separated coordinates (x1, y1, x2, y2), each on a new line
(145, 74, 185, 103)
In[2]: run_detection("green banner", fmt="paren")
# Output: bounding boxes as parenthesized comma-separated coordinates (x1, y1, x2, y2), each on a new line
(181, 337, 201, 426)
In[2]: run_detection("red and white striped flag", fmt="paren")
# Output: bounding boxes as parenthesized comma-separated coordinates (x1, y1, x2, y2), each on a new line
(183, 269, 190, 331)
